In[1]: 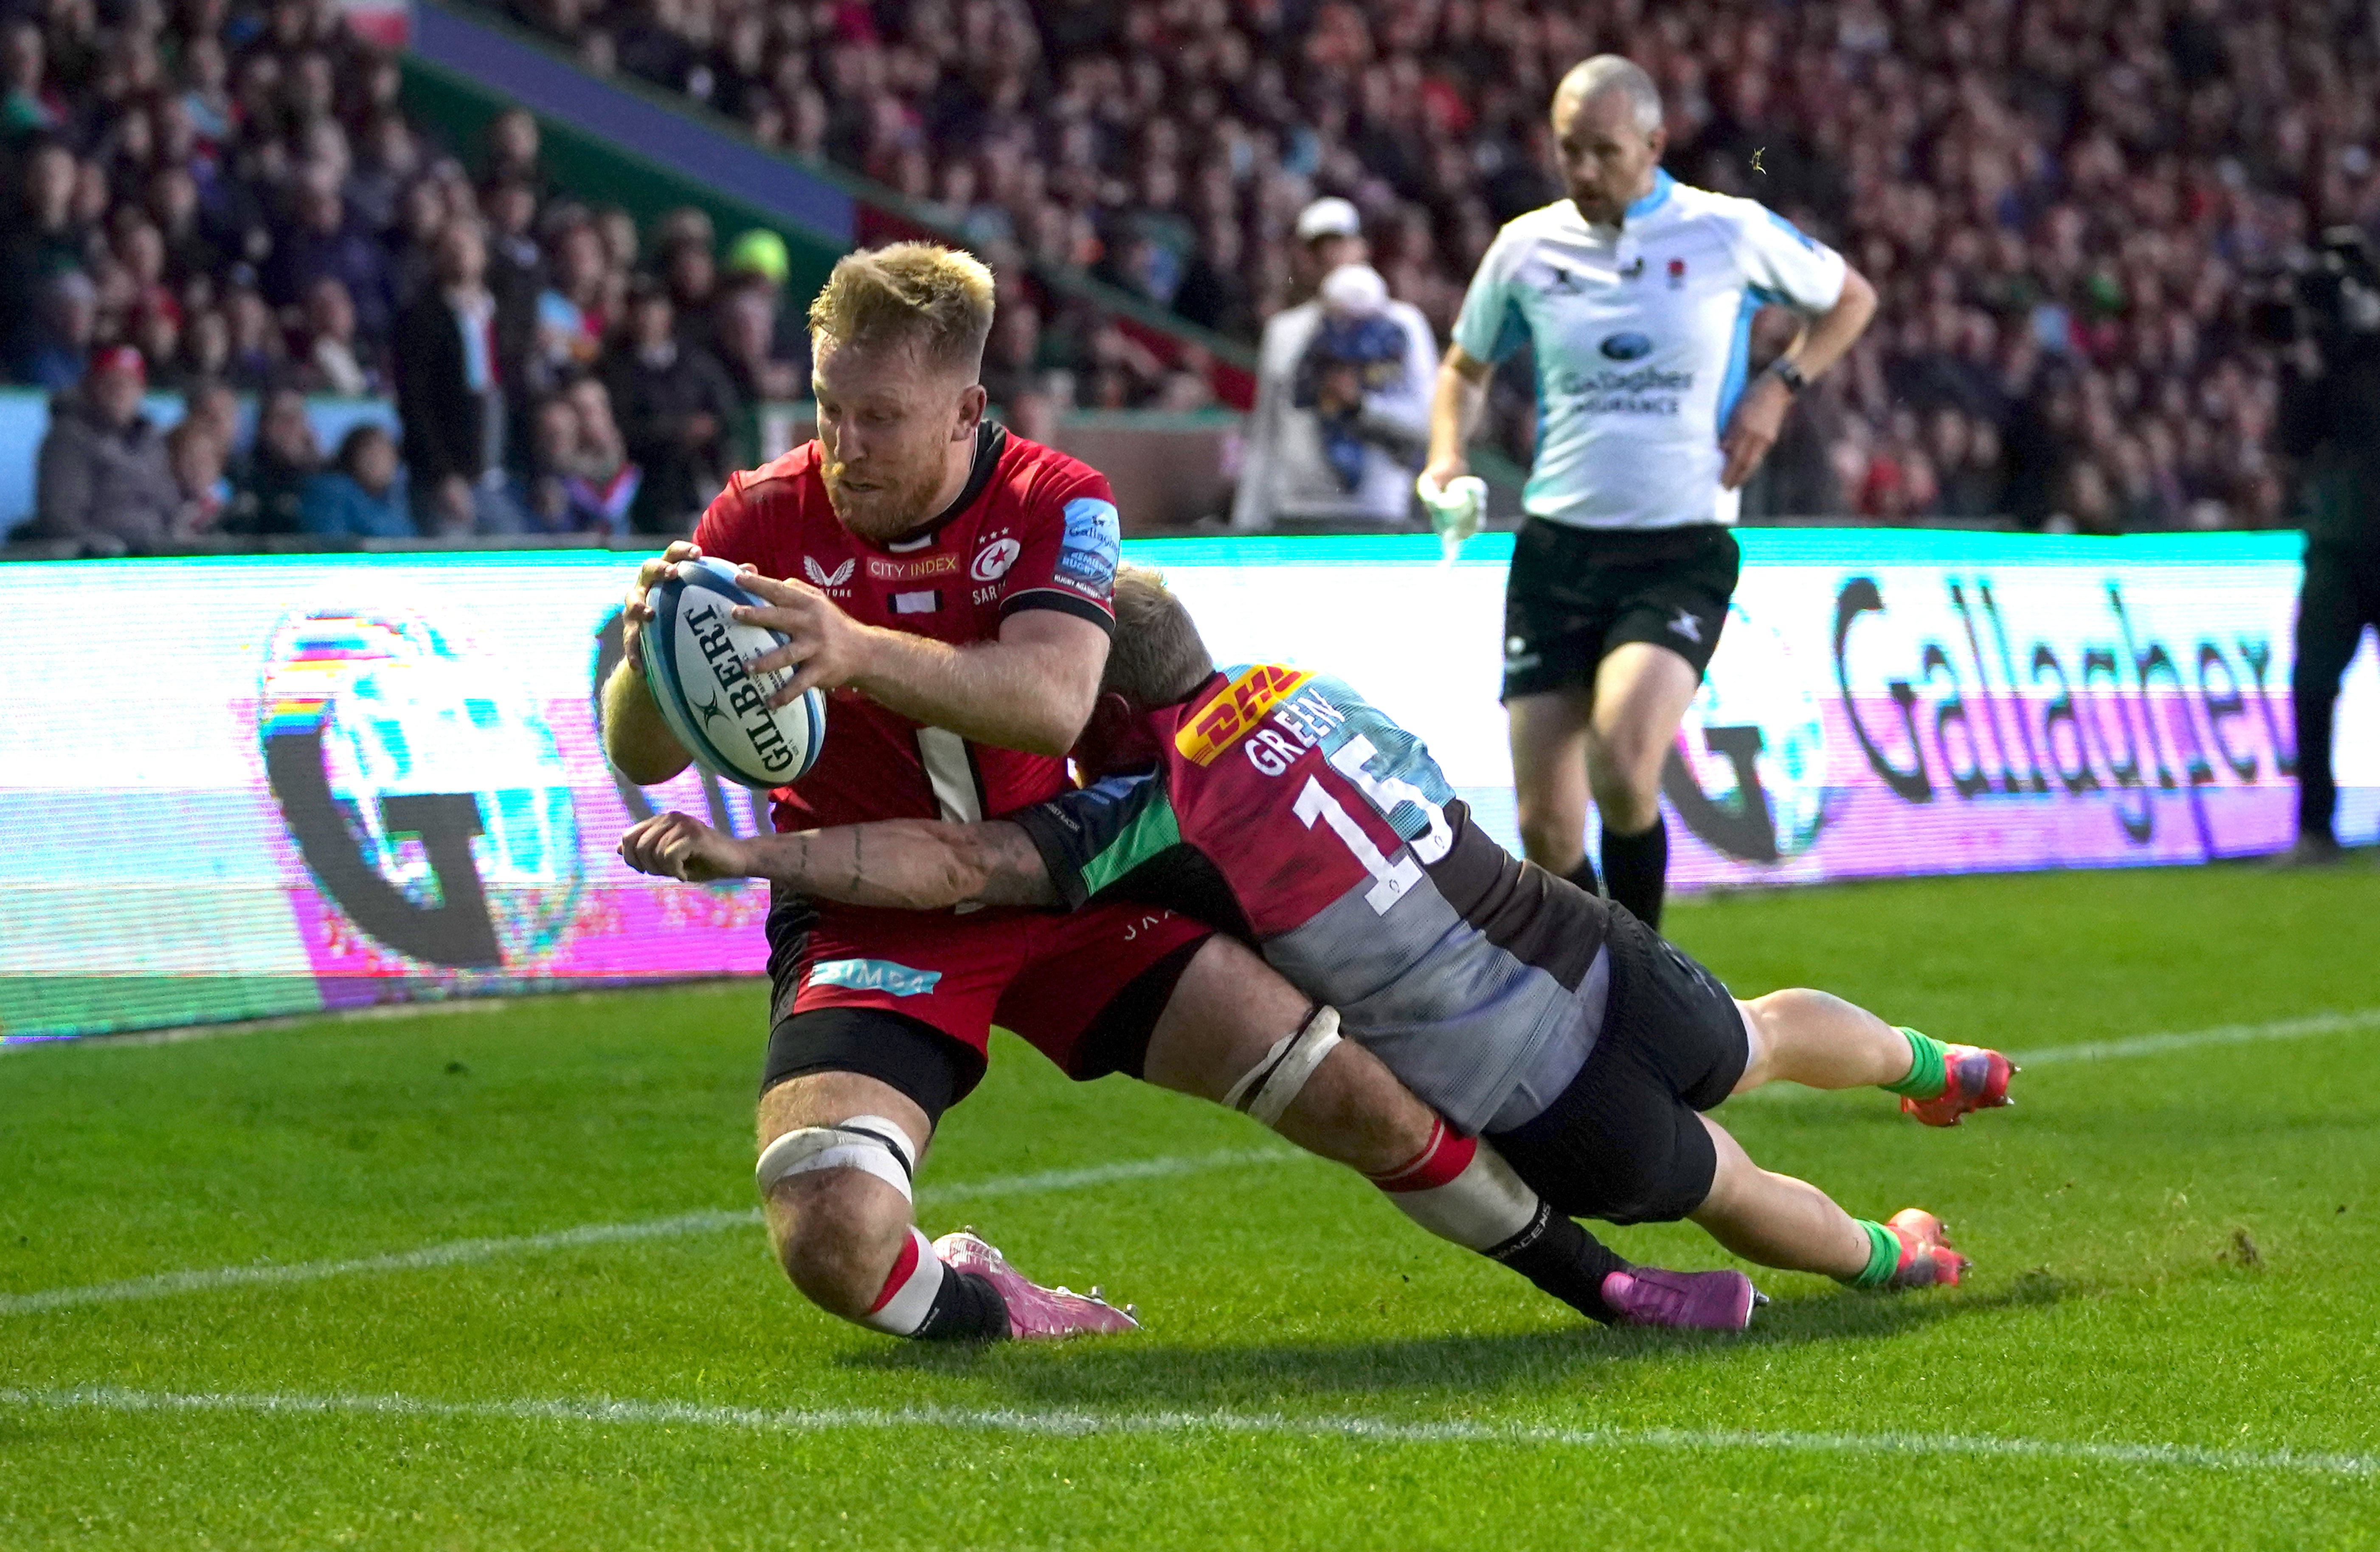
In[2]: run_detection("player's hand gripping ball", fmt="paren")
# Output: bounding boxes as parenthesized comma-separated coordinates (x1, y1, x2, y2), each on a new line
(639, 556, 827, 789)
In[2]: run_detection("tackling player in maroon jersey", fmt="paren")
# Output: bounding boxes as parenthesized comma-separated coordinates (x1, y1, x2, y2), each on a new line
(602, 245, 1728, 1341)
(623, 567, 2014, 1299)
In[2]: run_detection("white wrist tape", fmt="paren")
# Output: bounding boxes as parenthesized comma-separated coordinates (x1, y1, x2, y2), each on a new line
(755, 1114, 918, 1203)
(1221, 1007, 1343, 1129)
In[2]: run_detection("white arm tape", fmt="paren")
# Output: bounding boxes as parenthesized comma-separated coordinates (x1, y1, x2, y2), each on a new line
(755, 1114, 918, 1203)
(1221, 1007, 1343, 1129)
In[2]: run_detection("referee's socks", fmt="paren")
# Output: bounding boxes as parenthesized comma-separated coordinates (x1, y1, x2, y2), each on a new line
(1603, 815, 1670, 930)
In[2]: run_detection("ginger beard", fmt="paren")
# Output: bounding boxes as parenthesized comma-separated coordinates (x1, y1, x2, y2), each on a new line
(811, 335, 982, 544)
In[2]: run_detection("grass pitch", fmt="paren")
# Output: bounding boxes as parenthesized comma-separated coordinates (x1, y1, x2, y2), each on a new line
(4, 862, 2377, 1550)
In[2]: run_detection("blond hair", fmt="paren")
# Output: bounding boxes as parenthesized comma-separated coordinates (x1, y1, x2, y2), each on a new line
(806, 242, 995, 371)
(1103, 565, 1214, 707)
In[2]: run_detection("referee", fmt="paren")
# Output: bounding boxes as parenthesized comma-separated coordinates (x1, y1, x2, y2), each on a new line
(1423, 55, 1876, 927)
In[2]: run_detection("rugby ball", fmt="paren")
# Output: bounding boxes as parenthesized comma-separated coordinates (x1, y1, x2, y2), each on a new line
(639, 556, 827, 790)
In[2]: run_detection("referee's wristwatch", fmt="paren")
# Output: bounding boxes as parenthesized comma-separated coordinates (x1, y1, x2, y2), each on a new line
(1767, 358, 1808, 396)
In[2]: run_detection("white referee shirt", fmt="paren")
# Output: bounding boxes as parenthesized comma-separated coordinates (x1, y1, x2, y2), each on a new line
(1450, 171, 1847, 530)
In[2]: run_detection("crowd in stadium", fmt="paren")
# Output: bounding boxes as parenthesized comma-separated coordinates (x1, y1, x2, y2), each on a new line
(496, 0, 2378, 531)
(1, 0, 814, 550)
(3, 0, 2377, 549)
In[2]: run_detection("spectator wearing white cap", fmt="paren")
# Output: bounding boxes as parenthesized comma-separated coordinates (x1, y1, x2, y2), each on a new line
(1232, 200, 1438, 529)
(1288, 196, 1365, 300)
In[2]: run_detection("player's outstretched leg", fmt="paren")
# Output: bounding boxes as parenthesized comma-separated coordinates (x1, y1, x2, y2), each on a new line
(1731, 990, 2015, 1125)
(755, 1071, 1132, 1341)
(1686, 1115, 1967, 1291)
(1143, 936, 1760, 1329)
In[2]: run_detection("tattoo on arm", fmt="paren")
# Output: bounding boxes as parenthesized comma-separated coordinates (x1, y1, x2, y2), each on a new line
(967, 823, 1061, 908)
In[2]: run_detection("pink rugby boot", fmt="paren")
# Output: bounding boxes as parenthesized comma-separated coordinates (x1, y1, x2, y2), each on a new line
(1900, 1043, 2017, 1127)
(1600, 1267, 1767, 1331)
(932, 1230, 1141, 1339)
(1880, 1208, 1970, 1288)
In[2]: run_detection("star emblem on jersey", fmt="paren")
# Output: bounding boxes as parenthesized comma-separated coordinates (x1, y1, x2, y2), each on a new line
(1668, 608, 1704, 644)
(1667, 257, 1688, 288)
(802, 556, 854, 588)
(971, 536, 1021, 582)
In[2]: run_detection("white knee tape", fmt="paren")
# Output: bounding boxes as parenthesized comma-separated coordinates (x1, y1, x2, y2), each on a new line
(754, 1114, 918, 1203)
(1221, 1007, 1343, 1129)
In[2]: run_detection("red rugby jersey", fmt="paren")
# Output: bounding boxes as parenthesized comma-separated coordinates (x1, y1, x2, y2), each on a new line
(692, 424, 1121, 832)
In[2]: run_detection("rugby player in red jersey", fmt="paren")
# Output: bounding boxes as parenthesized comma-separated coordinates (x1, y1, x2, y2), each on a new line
(624, 568, 2016, 1301)
(603, 245, 1717, 1342)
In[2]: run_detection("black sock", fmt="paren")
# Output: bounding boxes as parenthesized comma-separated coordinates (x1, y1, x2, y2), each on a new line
(1485, 1201, 1630, 1324)
(1601, 814, 1669, 929)
(911, 1269, 1010, 1341)
(1562, 855, 1601, 898)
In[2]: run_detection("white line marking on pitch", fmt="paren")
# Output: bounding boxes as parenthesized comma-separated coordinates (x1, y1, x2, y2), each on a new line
(0, 1148, 1295, 1317)
(14, 1008, 2373, 1313)
(2004, 1007, 2380, 1066)
(1738, 1007, 2380, 1103)
(0, 1385, 2368, 1479)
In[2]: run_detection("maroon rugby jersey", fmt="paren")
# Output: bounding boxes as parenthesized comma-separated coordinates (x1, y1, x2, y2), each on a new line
(1010, 663, 1613, 1133)
(693, 424, 1122, 833)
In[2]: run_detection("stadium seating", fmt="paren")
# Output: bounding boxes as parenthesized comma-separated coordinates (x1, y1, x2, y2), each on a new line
(482, 0, 2380, 531)
(5, 0, 2374, 542)
(0, 0, 819, 551)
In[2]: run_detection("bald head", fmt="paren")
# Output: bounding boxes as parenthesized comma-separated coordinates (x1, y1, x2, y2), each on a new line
(1554, 55, 1663, 132)
(1550, 55, 1666, 227)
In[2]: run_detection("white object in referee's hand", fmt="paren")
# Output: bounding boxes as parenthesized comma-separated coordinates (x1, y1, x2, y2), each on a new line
(1418, 472, 1487, 570)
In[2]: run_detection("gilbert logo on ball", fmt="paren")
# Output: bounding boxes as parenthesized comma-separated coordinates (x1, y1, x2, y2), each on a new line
(1661, 602, 1831, 865)
(640, 557, 827, 791)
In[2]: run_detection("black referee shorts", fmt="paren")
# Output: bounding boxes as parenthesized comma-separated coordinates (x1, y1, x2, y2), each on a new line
(1500, 520, 1740, 700)
(1486, 906, 1749, 1226)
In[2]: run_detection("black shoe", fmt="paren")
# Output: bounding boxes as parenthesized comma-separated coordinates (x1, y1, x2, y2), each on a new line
(2266, 835, 2345, 869)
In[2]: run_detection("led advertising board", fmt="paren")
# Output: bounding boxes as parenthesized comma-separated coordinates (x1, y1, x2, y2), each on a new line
(2, 531, 2369, 1042)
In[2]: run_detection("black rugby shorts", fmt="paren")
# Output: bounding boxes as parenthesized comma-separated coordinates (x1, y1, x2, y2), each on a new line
(1500, 520, 1740, 700)
(1486, 905, 1750, 1226)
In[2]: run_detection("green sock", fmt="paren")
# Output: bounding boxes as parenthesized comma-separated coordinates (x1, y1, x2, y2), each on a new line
(1844, 1219, 1899, 1289)
(1882, 1026, 1947, 1099)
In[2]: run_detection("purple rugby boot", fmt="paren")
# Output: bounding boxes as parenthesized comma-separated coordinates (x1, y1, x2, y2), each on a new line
(1600, 1267, 1766, 1331)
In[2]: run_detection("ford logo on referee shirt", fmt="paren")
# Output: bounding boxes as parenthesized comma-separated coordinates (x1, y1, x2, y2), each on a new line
(1599, 332, 1654, 360)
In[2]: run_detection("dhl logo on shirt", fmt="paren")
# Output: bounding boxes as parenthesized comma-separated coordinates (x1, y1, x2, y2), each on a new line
(1174, 664, 1312, 765)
